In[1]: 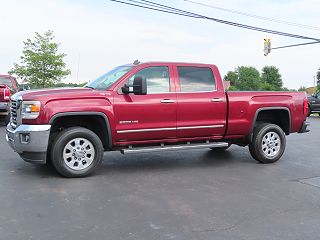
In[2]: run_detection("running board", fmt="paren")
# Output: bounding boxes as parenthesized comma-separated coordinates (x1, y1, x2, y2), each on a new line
(120, 142, 229, 154)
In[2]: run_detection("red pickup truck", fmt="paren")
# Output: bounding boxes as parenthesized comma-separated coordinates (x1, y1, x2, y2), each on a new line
(0, 74, 20, 125)
(6, 62, 309, 177)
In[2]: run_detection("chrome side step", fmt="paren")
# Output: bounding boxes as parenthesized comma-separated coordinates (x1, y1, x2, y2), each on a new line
(120, 141, 229, 154)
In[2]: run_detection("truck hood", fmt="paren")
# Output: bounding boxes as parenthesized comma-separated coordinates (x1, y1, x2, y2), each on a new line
(11, 87, 113, 102)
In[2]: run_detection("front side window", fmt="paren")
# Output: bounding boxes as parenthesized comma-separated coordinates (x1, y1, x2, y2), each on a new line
(178, 66, 216, 92)
(126, 66, 170, 94)
(86, 66, 133, 90)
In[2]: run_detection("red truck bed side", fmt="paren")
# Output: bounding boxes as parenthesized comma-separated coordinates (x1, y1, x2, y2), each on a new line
(226, 91, 307, 138)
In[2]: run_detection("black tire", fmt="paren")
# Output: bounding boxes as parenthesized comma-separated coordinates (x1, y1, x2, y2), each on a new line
(4, 114, 10, 125)
(210, 143, 231, 151)
(249, 123, 286, 164)
(307, 107, 311, 117)
(51, 127, 104, 178)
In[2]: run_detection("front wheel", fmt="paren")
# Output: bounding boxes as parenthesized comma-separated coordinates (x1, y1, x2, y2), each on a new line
(249, 123, 286, 164)
(51, 127, 104, 177)
(3, 113, 10, 126)
(307, 107, 311, 117)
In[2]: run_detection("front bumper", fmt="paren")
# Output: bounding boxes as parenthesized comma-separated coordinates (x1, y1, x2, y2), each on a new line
(298, 120, 310, 133)
(6, 124, 51, 164)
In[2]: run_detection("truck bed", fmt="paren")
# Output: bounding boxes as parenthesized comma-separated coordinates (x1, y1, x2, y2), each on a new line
(226, 91, 306, 137)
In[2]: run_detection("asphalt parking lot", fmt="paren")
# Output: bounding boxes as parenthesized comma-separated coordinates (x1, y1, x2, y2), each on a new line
(0, 117, 319, 240)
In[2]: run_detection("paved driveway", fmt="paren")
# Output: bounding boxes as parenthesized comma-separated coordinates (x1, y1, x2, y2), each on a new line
(0, 117, 319, 240)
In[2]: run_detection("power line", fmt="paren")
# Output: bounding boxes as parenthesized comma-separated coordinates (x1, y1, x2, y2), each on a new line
(272, 41, 320, 50)
(112, 0, 202, 18)
(184, 0, 320, 31)
(110, 0, 320, 42)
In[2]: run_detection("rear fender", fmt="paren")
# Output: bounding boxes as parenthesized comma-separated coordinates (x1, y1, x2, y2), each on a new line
(250, 107, 291, 137)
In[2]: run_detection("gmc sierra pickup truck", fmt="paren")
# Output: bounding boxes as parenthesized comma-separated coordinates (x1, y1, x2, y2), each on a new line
(0, 74, 20, 125)
(6, 62, 310, 177)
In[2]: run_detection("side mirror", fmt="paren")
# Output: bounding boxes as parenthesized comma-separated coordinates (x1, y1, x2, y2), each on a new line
(121, 84, 130, 94)
(121, 76, 147, 95)
(133, 75, 147, 95)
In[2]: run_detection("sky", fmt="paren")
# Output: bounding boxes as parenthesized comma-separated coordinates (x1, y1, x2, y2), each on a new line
(1, 0, 320, 89)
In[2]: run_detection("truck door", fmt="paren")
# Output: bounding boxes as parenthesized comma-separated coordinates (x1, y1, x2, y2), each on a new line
(174, 64, 227, 139)
(113, 65, 177, 142)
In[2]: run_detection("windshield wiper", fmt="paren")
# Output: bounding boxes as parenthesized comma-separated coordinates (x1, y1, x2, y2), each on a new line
(84, 86, 94, 89)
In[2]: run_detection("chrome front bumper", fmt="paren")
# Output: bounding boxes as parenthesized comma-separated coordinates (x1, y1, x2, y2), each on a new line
(6, 124, 51, 164)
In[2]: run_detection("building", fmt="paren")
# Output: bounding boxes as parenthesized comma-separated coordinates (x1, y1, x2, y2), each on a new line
(306, 87, 317, 96)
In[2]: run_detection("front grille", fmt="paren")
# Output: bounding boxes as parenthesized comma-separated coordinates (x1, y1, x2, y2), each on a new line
(10, 100, 18, 129)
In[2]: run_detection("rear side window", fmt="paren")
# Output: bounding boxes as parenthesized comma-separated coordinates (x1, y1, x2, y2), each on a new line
(177, 66, 216, 92)
(127, 66, 170, 94)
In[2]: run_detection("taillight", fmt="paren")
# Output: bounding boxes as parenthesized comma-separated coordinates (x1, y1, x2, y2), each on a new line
(303, 97, 308, 116)
(4, 88, 10, 100)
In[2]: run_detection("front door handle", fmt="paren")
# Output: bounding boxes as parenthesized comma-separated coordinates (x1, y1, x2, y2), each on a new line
(160, 99, 175, 103)
(211, 98, 224, 102)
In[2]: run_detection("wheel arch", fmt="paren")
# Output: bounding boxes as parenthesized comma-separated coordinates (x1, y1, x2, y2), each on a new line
(49, 112, 112, 150)
(251, 107, 291, 136)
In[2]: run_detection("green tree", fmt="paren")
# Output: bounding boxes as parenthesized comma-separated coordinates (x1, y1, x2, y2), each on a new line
(9, 30, 70, 88)
(316, 68, 320, 92)
(298, 86, 306, 92)
(224, 66, 260, 90)
(261, 66, 283, 90)
(224, 71, 239, 90)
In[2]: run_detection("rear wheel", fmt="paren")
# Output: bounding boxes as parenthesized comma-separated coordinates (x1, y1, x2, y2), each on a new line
(51, 127, 103, 177)
(249, 123, 286, 164)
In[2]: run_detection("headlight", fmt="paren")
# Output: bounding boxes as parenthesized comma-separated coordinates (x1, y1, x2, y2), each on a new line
(21, 101, 41, 119)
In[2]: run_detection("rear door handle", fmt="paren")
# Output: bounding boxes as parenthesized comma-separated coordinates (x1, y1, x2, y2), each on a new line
(160, 99, 175, 103)
(211, 98, 224, 102)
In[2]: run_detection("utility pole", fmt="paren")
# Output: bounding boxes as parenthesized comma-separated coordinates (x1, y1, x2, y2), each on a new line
(76, 53, 80, 83)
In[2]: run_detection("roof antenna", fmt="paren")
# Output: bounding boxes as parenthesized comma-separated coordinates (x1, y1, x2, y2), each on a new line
(133, 60, 140, 65)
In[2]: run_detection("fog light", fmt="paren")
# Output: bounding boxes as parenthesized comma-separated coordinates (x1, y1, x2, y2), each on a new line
(20, 133, 30, 144)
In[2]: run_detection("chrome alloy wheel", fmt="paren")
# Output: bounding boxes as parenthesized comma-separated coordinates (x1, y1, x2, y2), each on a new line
(261, 131, 281, 158)
(63, 138, 95, 171)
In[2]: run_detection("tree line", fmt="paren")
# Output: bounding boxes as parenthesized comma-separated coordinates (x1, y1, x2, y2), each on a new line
(224, 66, 294, 91)
(316, 68, 320, 92)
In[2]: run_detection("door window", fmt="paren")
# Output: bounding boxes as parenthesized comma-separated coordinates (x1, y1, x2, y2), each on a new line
(177, 66, 216, 92)
(126, 66, 170, 94)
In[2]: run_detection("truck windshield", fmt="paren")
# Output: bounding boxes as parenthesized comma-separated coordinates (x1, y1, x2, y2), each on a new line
(86, 66, 133, 90)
